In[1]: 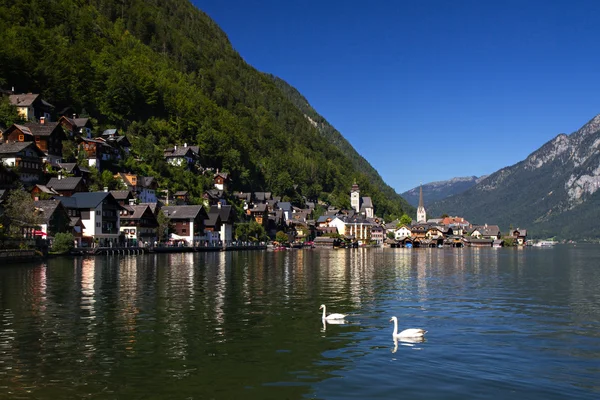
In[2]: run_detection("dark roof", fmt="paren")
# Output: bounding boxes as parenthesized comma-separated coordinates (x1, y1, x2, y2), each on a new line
(102, 129, 118, 136)
(164, 145, 198, 158)
(110, 190, 134, 200)
(9, 93, 41, 107)
(121, 204, 153, 220)
(46, 177, 84, 191)
(161, 205, 204, 220)
(204, 212, 221, 228)
(251, 203, 267, 212)
(70, 216, 84, 227)
(277, 202, 292, 212)
(23, 122, 64, 137)
(208, 204, 234, 223)
(68, 192, 114, 209)
(33, 184, 59, 195)
(33, 200, 64, 223)
(57, 163, 78, 173)
(471, 225, 501, 236)
(73, 117, 91, 128)
(0, 141, 45, 156)
(360, 196, 373, 209)
(253, 192, 271, 202)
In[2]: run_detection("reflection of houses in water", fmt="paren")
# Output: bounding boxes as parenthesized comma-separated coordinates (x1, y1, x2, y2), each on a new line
(118, 256, 139, 353)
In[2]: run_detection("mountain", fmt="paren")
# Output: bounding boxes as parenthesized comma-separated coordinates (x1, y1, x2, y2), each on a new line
(427, 114, 600, 240)
(401, 176, 485, 208)
(0, 0, 411, 219)
(269, 75, 414, 217)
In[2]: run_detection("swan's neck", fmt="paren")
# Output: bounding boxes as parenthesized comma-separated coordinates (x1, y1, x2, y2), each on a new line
(321, 306, 327, 319)
(392, 318, 398, 336)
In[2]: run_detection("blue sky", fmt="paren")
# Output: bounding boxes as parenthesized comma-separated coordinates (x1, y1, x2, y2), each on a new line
(194, 0, 600, 193)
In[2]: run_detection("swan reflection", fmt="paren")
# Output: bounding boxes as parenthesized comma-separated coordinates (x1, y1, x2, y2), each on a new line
(321, 318, 347, 332)
(392, 336, 425, 353)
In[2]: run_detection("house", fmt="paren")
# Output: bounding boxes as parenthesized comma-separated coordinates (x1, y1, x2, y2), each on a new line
(371, 225, 385, 246)
(214, 171, 230, 191)
(76, 137, 112, 169)
(277, 201, 293, 224)
(394, 224, 412, 240)
(31, 184, 60, 200)
(2, 122, 66, 165)
(174, 190, 189, 205)
(512, 228, 528, 245)
(248, 203, 268, 226)
(58, 115, 94, 138)
(163, 144, 200, 168)
(9, 93, 54, 122)
(110, 190, 135, 206)
(349, 183, 374, 218)
(206, 203, 236, 246)
(441, 216, 471, 236)
(33, 199, 71, 237)
(115, 173, 158, 203)
(202, 189, 224, 206)
(46, 176, 88, 197)
(470, 224, 501, 240)
(101, 129, 131, 159)
(161, 205, 208, 245)
(0, 141, 45, 182)
(119, 204, 158, 246)
(59, 191, 121, 247)
(342, 214, 373, 245)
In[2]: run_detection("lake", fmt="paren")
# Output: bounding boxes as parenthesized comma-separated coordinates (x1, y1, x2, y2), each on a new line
(1, 245, 599, 399)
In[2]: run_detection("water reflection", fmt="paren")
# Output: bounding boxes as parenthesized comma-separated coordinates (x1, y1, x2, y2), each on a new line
(392, 336, 426, 353)
(0, 247, 599, 399)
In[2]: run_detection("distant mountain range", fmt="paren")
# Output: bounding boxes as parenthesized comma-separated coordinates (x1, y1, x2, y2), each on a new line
(425, 114, 600, 240)
(402, 176, 486, 207)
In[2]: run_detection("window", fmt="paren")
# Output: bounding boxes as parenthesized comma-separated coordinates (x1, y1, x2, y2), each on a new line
(96, 222, 101, 228)
(182, 221, 187, 225)
(96, 210, 101, 216)
(182, 228, 187, 233)
(18, 135, 24, 141)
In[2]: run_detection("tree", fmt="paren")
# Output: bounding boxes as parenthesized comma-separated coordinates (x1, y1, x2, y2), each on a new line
(275, 230, 289, 244)
(2, 186, 42, 237)
(0, 96, 23, 128)
(399, 214, 412, 226)
(52, 232, 74, 253)
(156, 209, 171, 242)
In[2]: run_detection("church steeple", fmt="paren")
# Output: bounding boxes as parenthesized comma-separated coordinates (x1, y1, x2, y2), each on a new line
(417, 184, 426, 223)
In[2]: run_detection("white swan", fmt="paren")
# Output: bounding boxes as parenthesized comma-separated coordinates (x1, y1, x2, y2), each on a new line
(320, 304, 346, 321)
(390, 316, 427, 338)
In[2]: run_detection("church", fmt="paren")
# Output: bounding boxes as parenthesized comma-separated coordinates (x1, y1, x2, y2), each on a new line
(350, 183, 374, 218)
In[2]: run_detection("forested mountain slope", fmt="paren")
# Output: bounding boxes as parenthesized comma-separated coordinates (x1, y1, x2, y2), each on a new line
(269, 75, 414, 216)
(0, 0, 411, 219)
(427, 114, 600, 240)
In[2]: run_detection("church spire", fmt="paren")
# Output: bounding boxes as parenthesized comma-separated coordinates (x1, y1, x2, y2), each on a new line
(417, 184, 426, 223)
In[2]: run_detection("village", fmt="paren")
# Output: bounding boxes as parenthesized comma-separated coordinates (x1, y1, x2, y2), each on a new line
(0, 91, 528, 254)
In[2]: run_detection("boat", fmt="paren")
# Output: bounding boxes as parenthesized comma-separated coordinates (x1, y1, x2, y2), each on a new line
(533, 240, 556, 247)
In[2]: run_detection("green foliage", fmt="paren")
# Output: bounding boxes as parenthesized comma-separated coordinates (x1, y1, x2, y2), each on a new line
(502, 236, 515, 247)
(2, 186, 42, 237)
(0, 96, 23, 128)
(399, 214, 412, 226)
(275, 231, 289, 243)
(52, 232, 74, 253)
(0, 0, 411, 215)
(235, 220, 266, 242)
(156, 209, 171, 241)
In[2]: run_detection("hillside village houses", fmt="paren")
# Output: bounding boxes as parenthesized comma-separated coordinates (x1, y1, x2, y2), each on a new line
(0, 89, 528, 249)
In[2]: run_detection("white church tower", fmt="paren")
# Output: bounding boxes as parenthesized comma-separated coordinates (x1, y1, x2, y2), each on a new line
(416, 185, 427, 223)
(350, 182, 360, 212)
